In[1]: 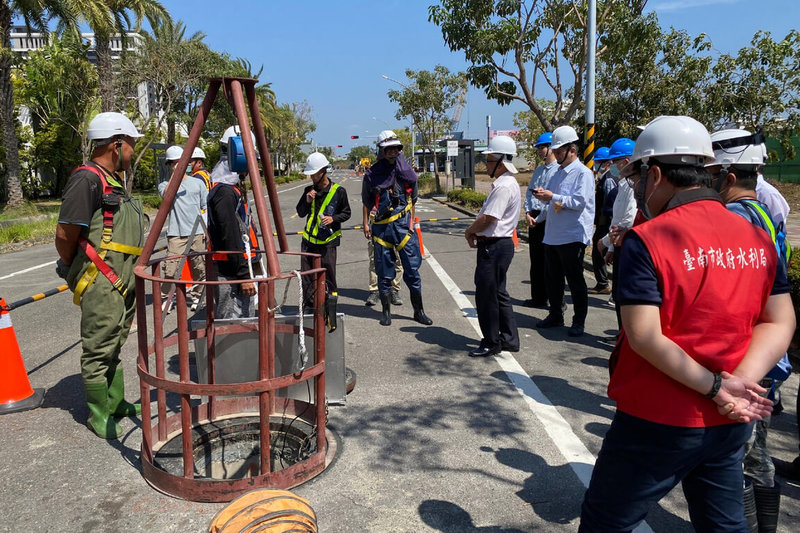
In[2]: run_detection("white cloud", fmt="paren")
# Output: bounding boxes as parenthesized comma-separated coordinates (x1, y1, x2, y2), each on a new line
(648, 0, 742, 12)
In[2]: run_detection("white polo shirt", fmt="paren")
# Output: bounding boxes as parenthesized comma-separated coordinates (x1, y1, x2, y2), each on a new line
(476, 172, 521, 238)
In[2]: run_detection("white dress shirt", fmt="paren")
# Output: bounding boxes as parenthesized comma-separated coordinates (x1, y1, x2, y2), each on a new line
(537, 159, 595, 246)
(601, 178, 637, 251)
(477, 172, 521, 237)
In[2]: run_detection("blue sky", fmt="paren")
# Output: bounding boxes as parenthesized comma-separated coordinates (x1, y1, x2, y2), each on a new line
(83, 1, 800, 155)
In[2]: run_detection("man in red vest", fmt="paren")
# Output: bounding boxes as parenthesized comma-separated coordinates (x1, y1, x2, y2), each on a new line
(579, 116, 795, 532)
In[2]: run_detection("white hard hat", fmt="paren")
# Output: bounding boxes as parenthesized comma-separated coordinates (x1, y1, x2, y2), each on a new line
(165, 145, 184, 162)
(482, 135, 517, 156)
(482, 135, 518, 174)
(303, 152, 330, 175)
(191, 147, 206, 159)
(88, 112, 143, 142)
(377, 130, 402, 148)
(708, 128, 765, 170)
(220, 125, 257, 146)
(549, 125, 579, 150)
(629, 116, 714, 168)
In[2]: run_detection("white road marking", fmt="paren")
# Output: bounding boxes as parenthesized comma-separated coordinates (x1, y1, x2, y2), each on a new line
(276, 182, 310, 194)
(0, 261, 56, 281)
(424, 245, 653, 533)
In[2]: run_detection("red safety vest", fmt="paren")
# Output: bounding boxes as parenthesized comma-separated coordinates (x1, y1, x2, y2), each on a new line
(608, 199, 777, 428)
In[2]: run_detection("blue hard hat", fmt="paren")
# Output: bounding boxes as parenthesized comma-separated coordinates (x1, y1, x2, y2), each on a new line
(608, 137, 635, 160)
(594, 147, 610, 161)
(534, 132, 553, 147)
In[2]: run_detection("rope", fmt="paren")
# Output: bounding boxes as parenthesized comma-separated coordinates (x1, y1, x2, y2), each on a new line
(267, 270, 308, 366)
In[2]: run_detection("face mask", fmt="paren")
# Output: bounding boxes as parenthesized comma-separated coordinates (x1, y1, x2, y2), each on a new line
(635, 167, 655, 220)
(609, 165, 620, 179)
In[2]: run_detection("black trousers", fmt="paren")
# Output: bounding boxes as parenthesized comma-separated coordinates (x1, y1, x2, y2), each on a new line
(300, 240, 337, 307)
(591, 224, 610, 288)
(544, 242, 588, 326)
(475, 238, 519, 350)
(528, 214, 547, 304)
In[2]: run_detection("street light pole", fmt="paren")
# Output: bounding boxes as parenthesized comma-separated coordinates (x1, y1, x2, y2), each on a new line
(381, 74, 416, 169)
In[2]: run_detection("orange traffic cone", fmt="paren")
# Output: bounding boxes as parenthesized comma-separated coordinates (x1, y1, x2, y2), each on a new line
(180, 258, 193, 291)
(414, 217, 426, 257)
(512, 229, 520, 251)
(0, 298, 45, 415)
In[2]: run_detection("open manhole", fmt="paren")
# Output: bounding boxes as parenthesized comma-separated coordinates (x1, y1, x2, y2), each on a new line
(153, 415, 320, 479)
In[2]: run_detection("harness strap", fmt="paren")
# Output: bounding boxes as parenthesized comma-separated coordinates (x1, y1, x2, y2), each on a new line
(739, 199, 791, 263)
(302, 183, 341, 244)
(373, 232, 411, 251)
(70, 164, 138, 305)
(373, 198, 412, 224)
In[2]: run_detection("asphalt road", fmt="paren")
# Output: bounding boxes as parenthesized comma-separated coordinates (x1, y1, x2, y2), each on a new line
(1, 169, 799, 532)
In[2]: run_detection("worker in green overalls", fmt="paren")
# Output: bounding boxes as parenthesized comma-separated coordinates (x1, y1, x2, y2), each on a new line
(55, 112, 145, 439)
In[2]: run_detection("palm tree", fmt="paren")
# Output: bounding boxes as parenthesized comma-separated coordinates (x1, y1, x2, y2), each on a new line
(140, 18, 204, 142)
(1, 0, 73, 208)
(69, 0, 169, 112)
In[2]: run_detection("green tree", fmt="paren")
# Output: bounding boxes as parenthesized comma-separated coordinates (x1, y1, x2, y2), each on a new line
(66, 0, 169, 112)
(118, 17, 206, 189)
(708, 30, 800, 161)
(348, 144, 375, 166)
(1, 0, 74, 208)
(513, 101, 553, 162)
(268, 101, 315, 176)
(429, 0, 647, 131)
(387, 65, 466, 186)
(17, 33, 99, 160)
(594, 11, 713, 146)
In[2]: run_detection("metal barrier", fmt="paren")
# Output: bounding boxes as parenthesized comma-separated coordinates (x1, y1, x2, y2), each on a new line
(133, 77, 336, 503)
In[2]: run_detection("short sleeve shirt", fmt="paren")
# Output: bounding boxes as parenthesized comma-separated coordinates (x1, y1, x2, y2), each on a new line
(58, 169, 105, 227)
(476, 172, 521, 237)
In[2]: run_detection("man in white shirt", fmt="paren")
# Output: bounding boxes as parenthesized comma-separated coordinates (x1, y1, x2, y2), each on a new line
(597, 137, 638, 328)
(756, 173, 789, 229)
(465, 135, 522, 357)
(524, 132, 559, 307)
(532, 125, 595, 337)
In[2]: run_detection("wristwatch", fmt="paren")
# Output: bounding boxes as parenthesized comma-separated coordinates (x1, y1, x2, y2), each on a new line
(705, 372, 722, 399)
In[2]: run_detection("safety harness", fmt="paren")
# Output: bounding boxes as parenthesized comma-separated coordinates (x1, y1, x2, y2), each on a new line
(209, 183, 259, 262)
(192, 168, 211, 191)
(302, 183, 342, 245)
(370, 182, 413, 251)
(738, 199, 792, 264)
(71, 165, 143, 305)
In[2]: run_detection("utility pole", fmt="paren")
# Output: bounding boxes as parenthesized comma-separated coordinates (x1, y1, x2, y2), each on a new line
(584, 0, 597, 168)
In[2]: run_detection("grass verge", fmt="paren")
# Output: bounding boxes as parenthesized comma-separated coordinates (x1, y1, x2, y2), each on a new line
(0, 215, 58, 246)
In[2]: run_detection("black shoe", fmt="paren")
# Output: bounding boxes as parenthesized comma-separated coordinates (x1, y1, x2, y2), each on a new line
(501, 343, 520, 353)
(390, 290, 403, 306)
(469, 346, 500, 357)
(379, 293, 392, 326)
(410, 291, 433, 325)
(536, 315, 564, 329)
(588, 285, 611, 295)
(365, 290, 379, 306)
(568, 324, 584, 337)
(523, 299, 548, 309)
